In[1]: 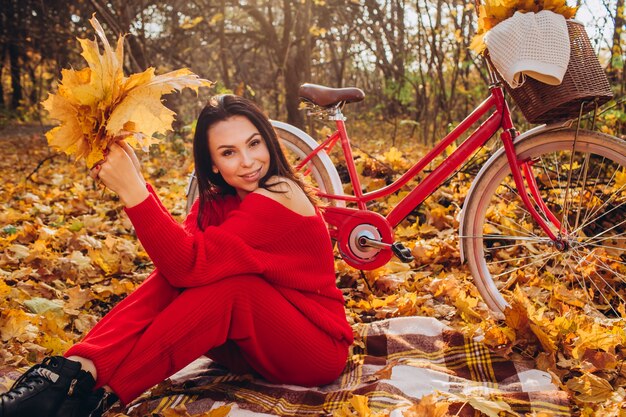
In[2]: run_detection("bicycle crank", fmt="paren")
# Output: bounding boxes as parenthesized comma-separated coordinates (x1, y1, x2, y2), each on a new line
(323, 206, 413, 270)
(357, 236, 414, 263)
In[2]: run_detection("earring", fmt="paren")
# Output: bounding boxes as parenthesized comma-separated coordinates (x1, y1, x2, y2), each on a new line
(212, 168, 219, 174)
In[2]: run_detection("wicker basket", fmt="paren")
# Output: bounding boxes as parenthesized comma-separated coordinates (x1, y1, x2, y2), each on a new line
(496, 20, 612, 124)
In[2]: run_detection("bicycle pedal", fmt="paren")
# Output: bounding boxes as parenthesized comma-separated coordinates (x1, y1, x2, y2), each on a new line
(391, 242, 414, 263)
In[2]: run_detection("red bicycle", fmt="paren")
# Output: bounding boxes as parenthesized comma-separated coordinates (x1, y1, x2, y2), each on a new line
(188, 78, 626, 317)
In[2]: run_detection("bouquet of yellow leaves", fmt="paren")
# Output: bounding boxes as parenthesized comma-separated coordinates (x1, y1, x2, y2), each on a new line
(471, 0, 578, 53)
(42, 15, 213, 168)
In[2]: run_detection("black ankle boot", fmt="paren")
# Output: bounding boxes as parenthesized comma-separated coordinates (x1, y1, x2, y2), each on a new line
(0, 356, 95, 417)
(87, 390, 119, 417)
(54, 373, 101, 417)
(56, 387, 119, 417)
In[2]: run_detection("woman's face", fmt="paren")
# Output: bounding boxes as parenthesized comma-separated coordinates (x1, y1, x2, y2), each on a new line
(208, 115, 271, 200)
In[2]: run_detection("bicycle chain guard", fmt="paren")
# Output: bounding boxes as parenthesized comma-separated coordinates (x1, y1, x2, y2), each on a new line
(323, 207, 394, 270)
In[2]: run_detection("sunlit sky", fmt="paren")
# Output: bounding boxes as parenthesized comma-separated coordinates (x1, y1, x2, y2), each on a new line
(577, 0, 615, 49)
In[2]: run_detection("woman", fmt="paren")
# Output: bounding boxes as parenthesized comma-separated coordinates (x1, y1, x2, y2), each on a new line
(0, 95, 353, 417)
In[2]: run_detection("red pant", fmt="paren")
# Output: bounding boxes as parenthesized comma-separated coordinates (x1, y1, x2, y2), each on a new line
(65, 272, 350, 404)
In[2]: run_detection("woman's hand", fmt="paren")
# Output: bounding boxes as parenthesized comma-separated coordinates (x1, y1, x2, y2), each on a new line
(90, 143, 149, 208)
(117, 140, 146, 183)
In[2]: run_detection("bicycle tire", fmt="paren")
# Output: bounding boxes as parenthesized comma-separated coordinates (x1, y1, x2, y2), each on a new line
(461, 129, 626, 316)
(271, 121, 345, 206)
(185, 121, 344, 214)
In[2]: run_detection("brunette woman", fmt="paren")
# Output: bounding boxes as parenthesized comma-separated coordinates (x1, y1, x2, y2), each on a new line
(0, 95, 352, 417)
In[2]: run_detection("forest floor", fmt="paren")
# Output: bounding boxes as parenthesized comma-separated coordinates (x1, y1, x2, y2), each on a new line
(0, 122, 625, 416)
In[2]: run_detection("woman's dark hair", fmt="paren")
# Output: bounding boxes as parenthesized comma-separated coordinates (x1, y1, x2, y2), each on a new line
(193, 94, 312, 229)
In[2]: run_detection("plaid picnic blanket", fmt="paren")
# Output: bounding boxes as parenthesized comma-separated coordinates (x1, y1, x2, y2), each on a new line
(103, 316, 571, 416)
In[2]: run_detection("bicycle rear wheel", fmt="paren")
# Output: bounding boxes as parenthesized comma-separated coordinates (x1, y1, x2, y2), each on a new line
(462, 129, 626, 316)
(272, 121, 344, 207)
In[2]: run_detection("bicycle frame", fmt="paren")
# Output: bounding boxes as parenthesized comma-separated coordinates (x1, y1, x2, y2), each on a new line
(297, 84, 562, 243)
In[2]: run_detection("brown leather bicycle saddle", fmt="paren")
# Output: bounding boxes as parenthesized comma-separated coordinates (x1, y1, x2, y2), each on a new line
(299, 83, 365, 108)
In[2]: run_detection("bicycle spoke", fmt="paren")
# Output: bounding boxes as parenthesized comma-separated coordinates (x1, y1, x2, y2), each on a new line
(575, 187, 625, 235)
(485, 214, 540, 239)
(573, 152, 592, 232)
(573, 172, 626, 234)
(585, 235, 626, 245)
(463, 130, 626, 316)
(580, 216, 626, 244)
(574, 199, 626, 240)
(543, 150, 573, 231)
(461, 234, 551, 242)
(582, 230, 626, 246)
(568, 245, 621, 313)
(560, 250, 594, 294)
(538, 153, 559, 194)
(547, 250, 600, 310)
(483, 242, 543, 251)
(573, 200, 626, 238)
(578, 157, 607, 231)
(570, 248, 626, 314)
(576, 273, 619, 315)
(486, 251, 559, 267)
(490, 251, 562, 279)
(560, 143, 581, 235)
(578, 245, 626, 267)
(583, 251, 626, 284)
(480, 189, 537, 236)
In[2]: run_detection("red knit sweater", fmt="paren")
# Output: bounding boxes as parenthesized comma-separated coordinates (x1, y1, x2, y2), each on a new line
(124, 185, 353, 344)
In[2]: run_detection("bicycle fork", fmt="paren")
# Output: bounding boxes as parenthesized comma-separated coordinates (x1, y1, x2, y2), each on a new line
(500, 128, 568, 249)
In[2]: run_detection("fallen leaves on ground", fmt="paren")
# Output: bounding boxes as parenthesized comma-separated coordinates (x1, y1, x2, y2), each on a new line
(1, 124, 626, 416)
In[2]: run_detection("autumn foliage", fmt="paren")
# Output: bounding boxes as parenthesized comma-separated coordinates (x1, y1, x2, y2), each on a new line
(41, 16, 211, 169)
(1, 121, 625, 416)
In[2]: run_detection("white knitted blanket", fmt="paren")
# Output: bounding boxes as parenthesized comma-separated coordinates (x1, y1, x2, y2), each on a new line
(485, 11, 570, 88)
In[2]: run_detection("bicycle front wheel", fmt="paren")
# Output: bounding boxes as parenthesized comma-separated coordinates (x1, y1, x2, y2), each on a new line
(462, 129, 626, 316)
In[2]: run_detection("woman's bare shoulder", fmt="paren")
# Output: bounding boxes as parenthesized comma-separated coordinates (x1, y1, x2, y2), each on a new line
(254, 176, 316, 216)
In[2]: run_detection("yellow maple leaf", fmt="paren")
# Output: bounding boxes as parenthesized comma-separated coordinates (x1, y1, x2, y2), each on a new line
(565, 372, 614, 403)
(515, 0, 540, 12)
(402, 394, 450, 417)
(89, 247, 119, 276)
(0, 279, 12, 299)
(203, 404, 232, 417)
(38, 333, 72, 355)
(469, 32, 488, 54)
(0, 309, 37, 342)
(41, 15, 213, 168)
(543, 0, 578, 18)
(471, 0, 578, 54)
(571, 323, 623, 359)
(106, 68, 209, 147)
(482, 3, 514, 22)
(455, 291, 483, 320)
(442, 392, 514, 417)
(333, 395, 389, 417)
(382, 147, 407, 171)
(529, 322, 557, 354)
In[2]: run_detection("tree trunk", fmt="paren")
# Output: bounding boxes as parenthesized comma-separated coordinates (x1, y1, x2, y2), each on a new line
(282, 0, 312, 128)
(9, 42, 21, 110)
(219, 0, 231, 89)
(609, 0, 625, 89)
(0, 46, 5, 109)
(284, 59, 305, 128)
